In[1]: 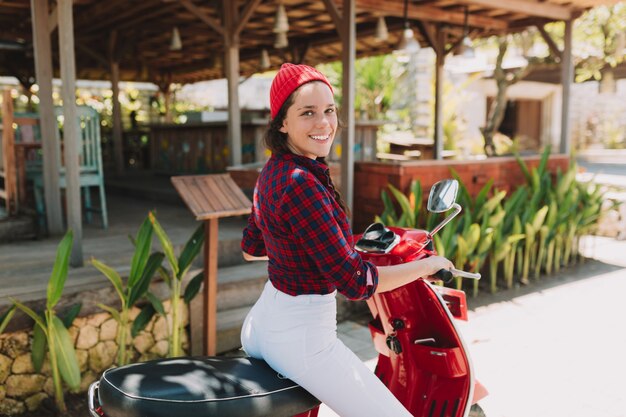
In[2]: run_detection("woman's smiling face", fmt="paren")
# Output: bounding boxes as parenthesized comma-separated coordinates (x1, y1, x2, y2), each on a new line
(279, 81, 337, 160)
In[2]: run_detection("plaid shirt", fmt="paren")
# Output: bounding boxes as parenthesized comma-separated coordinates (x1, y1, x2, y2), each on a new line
(242, 153, 378, 300)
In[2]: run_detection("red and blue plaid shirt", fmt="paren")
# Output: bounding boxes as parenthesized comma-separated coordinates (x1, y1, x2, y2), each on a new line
(241, 153, 378, 300)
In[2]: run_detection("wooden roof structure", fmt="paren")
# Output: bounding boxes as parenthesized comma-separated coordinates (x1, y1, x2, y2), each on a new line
(0, 0, 620, 85)
(0, 0, 618, 266)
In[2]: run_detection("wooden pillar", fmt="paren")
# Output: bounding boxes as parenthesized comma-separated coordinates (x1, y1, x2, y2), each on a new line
(560, 19, 573, 155)
(340, 0, 356, 212)
(109, 30, 125, 175)
(58, 0, 83, 266)
(224, 0, 242, 167)
(433, 29, 445, 161)
(110, 61, 124, 174)
(30, 0, 63, 235)
(203, 218, 218, 355)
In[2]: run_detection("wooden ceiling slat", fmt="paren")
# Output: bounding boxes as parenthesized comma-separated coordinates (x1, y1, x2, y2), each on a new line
(0, 0, 617, 84)
(455, 0, 573, 20)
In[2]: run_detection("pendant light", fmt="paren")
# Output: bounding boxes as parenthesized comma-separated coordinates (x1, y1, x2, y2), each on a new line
(375, 16, 389, 42)
(170, 27, 182, 51)
(273, 1, 289, 48)
(395, 0, 420, 62)
(260, 48, 271, 70)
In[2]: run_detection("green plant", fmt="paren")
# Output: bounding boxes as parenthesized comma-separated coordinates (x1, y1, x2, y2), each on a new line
(146, 212, 205, 357)
(11, 231, 81, 413)
(91, 216, 164, 365)
(0, 305, 16, 334)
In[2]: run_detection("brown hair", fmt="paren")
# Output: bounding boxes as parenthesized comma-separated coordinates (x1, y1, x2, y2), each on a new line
(263, 84, 350, 216)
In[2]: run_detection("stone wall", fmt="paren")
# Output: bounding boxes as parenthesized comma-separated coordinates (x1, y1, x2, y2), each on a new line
(0, 301, 189, 415)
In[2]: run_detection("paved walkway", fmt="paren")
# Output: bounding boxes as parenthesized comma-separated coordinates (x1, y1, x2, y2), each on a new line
(323, 235, 626, 417)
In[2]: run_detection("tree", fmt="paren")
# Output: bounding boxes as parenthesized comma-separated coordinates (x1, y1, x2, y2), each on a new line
(571, 4, 626, 88)
(480, 37, 542, 156)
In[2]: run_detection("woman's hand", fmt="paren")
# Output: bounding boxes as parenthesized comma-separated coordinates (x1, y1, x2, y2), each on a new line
(420, 256, 454, 278)
(242, 251, 269, 262)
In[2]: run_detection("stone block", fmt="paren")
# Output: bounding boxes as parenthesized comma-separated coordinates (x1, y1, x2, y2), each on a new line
(80, 370, 98, 393)
(0, 398, 25, 415)
(133, 333, 155, 354)
(76, 325, 99, 350)
(87, 312, 110, 327)
(43, 377, 54, 396)
(100, 318, 118, 341)
(25, 392, 48, 411)
(2, 332, 29, 358)
(76, 349, 89, 373)
(88, 341, 117, 373)
(149, 340, 169, 357)
(11, 353, 35, 374)
(5, 374, 46, 398)
(0, 353, 12, 383)
(153, 316, 169, 341)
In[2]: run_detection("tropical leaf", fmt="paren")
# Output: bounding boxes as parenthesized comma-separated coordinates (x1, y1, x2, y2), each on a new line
(91, 258, 125, 303)
(31, 323, 47, 372)
(183, 270, 204, 304)
(97, 303, 121, 323)
(147, 292, 166, 316)
(60, 303, 82, 329)
(149, 212, 180, 277)
(532, 205, 549, 231)
(177, 224, 205, 279)
(128, 217, 154, 288)
(51, 317, 80, 390)
(47, 231, 73, 310)
(0, 305, 16, 334)
(132, 304, 156, 338)
(128, 252, 165, 307)
(389, 184, 415, 228)
(11, 299, 46, 331)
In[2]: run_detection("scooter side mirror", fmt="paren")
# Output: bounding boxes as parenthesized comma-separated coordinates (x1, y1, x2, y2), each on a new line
(427, 179, 459, 213)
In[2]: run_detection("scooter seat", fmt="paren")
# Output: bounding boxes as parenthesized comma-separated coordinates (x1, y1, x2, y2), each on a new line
(97, 356, 320, 417)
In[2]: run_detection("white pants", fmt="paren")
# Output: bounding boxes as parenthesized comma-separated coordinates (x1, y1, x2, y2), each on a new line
(241, 280, 412, 417)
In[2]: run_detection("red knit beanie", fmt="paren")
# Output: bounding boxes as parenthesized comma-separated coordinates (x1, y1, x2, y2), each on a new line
(269, 63, 334, 119)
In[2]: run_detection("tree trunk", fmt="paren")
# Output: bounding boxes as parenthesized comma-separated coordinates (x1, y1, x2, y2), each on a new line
(481, 37, 536, 156)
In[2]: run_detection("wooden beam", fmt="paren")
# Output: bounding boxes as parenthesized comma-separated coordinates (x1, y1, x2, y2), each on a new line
(338, 0, 507, 30)
(31, 0, 63, 234)
(434, 29, 445, 160)
(560, 19, 573, 155)
(203, 218, 218, 355)
(340, 0, 355, 213)
(76, 41, 108, 67)
(223, 0, 242, 167)
(235, 0, 262, 36)
(181, 0, 224, 36)
(48, 4, 57, 34)
(58, 0, 83, 266)
(455, 0, 573, 21)
(322, 0, 344, 40)
(536, 24, 562, 62)
(417, 22, 440, 55)
(110, 38, 125, 175)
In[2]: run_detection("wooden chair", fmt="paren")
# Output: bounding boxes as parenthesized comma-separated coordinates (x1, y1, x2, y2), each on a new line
(31, 105, 108, 229)
(0, 90, 18, 216)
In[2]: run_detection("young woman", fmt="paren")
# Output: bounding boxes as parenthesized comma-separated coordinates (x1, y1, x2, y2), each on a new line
(241, 63, 453, 417)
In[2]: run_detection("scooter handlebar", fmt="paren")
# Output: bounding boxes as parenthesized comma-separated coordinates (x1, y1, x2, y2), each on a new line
(433, 269, 454, 283)
(432, 268, 481, 283)
(451, 268, 481, 280)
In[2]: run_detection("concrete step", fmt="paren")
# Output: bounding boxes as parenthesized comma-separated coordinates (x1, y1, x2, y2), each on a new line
(215, 305, 253, 354)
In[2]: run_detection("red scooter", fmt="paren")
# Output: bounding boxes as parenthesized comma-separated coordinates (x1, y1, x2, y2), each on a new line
(88, 179, 487, 417)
